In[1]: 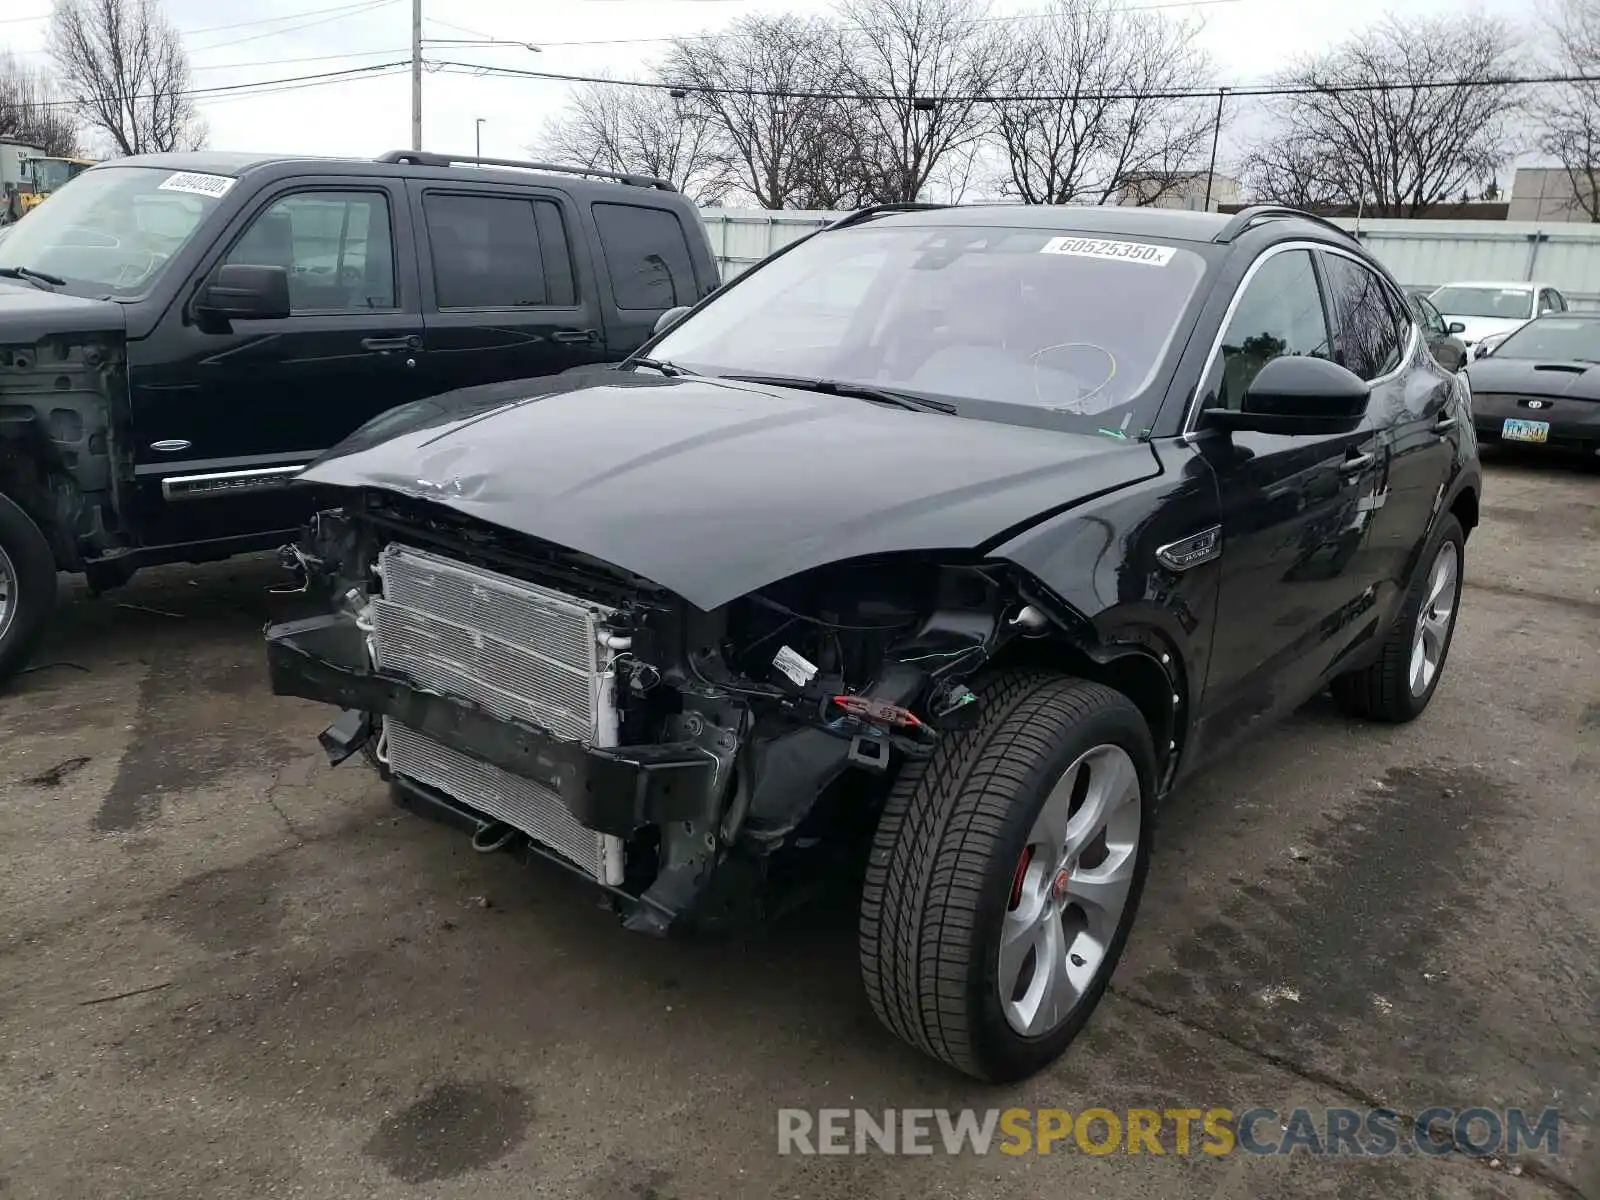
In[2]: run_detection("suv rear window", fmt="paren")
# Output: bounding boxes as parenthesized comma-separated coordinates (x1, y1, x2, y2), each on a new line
(592, 202, 696, 310)
(423, 193, 575, 309)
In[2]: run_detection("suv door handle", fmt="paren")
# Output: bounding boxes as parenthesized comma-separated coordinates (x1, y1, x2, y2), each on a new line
(550, 329, 599, 344)
(1339, 451, 1375, 474)
(361, 335, 421, 352)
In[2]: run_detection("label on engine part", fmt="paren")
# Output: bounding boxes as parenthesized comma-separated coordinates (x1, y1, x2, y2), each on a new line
(773, 644, 819, 688)
(1039, 235, 1175, 266)
(158, 171, 237, 199)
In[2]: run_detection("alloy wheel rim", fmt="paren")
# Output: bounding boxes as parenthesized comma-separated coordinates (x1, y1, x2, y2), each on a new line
(1409, 540, 1461, 698)
(0, 544, 16, 643)
(999, 743, 1142, 1038)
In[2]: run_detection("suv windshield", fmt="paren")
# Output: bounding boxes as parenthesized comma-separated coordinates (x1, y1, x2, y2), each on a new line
(1429, 285, 1534, 320)
(0, 165, 224, 297)
(648, 223, 1209, 438)
(1490, 316, 1600, 362)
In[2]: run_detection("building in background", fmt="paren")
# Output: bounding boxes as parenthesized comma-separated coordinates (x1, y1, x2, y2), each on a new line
(1114, 171, 1242, 212)
(1507, 167, 1599, 222)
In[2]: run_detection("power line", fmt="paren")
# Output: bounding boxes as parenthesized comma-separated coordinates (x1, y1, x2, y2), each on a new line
(190, 0, 397, 52)
(184, 0, 394, 36)
(190, 47, 413, 73)
(27, 59, 411, 109)
(429, 58, 1600, 103)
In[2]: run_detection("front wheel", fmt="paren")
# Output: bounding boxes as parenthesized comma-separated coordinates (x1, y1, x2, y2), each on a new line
(0, 493, 58, 687)
(859, 671, 1156, 1083)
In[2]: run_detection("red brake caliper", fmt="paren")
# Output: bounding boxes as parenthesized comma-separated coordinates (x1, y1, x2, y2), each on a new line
(1008, 846, 1034, 911)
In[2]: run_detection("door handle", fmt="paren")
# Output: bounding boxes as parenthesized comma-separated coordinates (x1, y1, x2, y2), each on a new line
(1339, 451, 1375, 475)
(1432, 413, 1457, 433)
(361, 335, 421, 352)
(550, 329, 599, 344)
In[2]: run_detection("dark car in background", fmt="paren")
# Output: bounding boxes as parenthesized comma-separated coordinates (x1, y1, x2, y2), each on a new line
(266, 202, 1480, 1085)
(1465, 311, 1600, 453)
(0, 149, 719, 683)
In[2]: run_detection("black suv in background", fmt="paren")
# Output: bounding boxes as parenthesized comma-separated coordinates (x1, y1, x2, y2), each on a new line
(0, 149, 719, 682)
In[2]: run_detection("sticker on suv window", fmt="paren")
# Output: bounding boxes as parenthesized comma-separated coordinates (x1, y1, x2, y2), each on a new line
(158, 171, 237, 199)
(1039, 236, 1175, 266)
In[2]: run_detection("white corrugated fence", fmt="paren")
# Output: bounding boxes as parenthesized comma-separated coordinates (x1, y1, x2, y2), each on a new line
(697, 208, 1600, 308)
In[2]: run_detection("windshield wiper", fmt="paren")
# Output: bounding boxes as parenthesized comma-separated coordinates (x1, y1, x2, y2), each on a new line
(0, 264, 66, 290)
(720, 373, 957, 415)
(629, 356, 696, 378)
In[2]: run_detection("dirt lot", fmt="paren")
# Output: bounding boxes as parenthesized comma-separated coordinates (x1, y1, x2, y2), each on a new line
(1, 451, 1596, 1200)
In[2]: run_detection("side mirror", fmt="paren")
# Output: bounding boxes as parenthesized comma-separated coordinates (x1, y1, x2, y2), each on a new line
(195, 263, 290, 324)
(1200, 355, 1371, 436)
(1447, 321, 1466, 335)
(653, 305, 693, 336)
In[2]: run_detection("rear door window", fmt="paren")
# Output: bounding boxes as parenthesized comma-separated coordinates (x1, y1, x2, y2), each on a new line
(423, 193, 575, 309)
(592, 202, 696, 310)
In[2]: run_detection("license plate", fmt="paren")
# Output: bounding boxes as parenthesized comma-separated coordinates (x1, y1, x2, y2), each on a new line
(1502, 418, 1550, 443)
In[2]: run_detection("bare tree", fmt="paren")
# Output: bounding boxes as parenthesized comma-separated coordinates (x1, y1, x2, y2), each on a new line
(989, 0, 1216, 205)
(1240, 15, 1521, 216)
(48, 0, 205, 157)
(663, 15, 856, 208)
(1533, 0, 1600, 220)
(534, 75, 728, 203)
(0, 52, 78, 157)
(836, 0, 1005, 202)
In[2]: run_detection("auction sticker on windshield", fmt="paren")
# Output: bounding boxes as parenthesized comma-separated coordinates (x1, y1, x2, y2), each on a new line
(158, 171, 237, 199)
(1039, 236, 1176, 266)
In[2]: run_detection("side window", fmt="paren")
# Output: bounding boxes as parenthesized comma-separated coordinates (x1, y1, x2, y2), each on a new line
(226, 190, 395, 312)
(1214, 249, 1333, 411)
(1553, 290, 1569, 312)
(1320, 253, 1402, 380)
(423, 193, 549, 309)
(1419, 296, 1446, 337)
(592, 202, 697, 310)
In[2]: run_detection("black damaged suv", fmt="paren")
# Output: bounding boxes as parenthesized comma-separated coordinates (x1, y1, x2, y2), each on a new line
(267, 203, 1481, 1083)
(0, 150, 718, 682)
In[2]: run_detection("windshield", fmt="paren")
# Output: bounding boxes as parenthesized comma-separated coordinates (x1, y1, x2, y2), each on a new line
(1490, 316, 1600, 362)
(648, 223, 1209, 437)
(0, 165, 226, 297)
(1429, 285, 1534, 320)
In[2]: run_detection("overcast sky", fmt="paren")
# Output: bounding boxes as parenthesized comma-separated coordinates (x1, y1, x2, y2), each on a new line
(2, 0, 1543, 185)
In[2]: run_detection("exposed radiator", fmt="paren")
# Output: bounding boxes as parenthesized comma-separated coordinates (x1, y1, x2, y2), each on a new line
(386, 720, 622, 884)
(370, 542, 626, 885)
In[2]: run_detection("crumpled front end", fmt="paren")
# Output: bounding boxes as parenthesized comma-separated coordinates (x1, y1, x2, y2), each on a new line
(266, 489, 1049, 935)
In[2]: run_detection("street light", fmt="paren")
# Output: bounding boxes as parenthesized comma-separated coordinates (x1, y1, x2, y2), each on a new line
(475, 118, 486, 158)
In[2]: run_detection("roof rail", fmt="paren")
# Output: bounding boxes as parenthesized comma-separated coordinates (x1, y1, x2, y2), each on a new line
(1213, 204, 1353, 245)
(374, 150, 677, 191)
(825, 202, 952, 231)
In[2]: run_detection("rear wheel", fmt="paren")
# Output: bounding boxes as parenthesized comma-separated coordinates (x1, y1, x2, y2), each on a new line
(1331, 514, 1464, 722)
(0, 493, 57, 687)
(859, 671, 1155, 1082)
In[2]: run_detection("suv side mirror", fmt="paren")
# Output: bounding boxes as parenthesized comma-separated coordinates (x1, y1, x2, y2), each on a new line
(1447, 320, 1465, 335)
(653, 305, 693, 336)
(195, 263, 291, 324)
(1200, 355, 1371, 436)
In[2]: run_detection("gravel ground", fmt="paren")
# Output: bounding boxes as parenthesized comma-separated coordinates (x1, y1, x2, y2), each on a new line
(1, 450, 1596, 1200)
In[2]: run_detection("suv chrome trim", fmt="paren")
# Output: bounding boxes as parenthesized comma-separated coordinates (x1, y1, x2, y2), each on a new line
(160, 464, 304, 500)
(1179, 240, 1421, 438)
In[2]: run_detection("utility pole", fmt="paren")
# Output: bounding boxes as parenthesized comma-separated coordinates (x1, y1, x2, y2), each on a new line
(476, 118, 485, 157)
(411, 0, 423, 151)
(1202, 87, 1227, 211)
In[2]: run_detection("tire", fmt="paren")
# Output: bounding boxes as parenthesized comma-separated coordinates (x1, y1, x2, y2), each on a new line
(859, 671, 1156, 1083)
(0, 492, 58, 686)
(1330, 514, 1465, 723)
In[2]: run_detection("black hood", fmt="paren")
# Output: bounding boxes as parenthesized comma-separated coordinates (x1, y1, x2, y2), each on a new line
(1466, 356, 1600, 401)
(301, 373, 1162, 610)
(0, 278, 126, 340)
